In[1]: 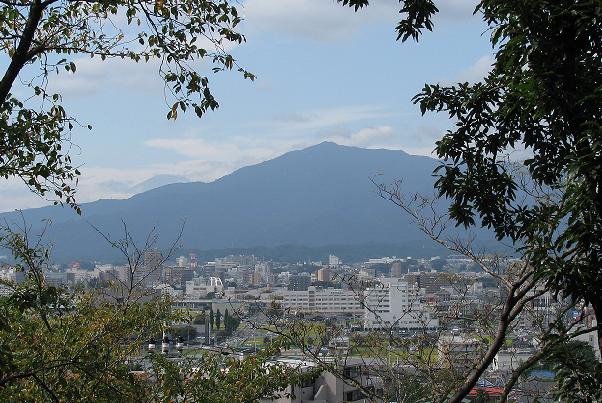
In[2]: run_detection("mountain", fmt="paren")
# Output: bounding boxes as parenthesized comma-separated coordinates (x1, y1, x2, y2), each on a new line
(0, 142, 455, 262)
(129, 174, 189, 194)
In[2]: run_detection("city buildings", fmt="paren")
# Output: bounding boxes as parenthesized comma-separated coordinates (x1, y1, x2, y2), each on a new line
(163, 265, 195, 288)
(131, 250, 163, 286)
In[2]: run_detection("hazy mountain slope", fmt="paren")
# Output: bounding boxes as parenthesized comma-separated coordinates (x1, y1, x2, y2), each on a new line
(1, 142, 444, 261)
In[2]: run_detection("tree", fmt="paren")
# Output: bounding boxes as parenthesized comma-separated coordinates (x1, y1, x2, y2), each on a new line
(339, 0, 602, 351)
(192, 312, 206, 325)
(0, 0, 252, 210)
(169, 325, 197, 340)
(543, 341, 602, 402)
(223, 310, 240, 336)
(0, 225, 298, 402)
(338, 0, 601, 399)
(215, 309, 221, 330)
(420, 0, 602, 356)
(209, 307, 214, 330)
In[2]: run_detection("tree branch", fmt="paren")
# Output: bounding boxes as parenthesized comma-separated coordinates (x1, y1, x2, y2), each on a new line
(0, 0, 46, 103)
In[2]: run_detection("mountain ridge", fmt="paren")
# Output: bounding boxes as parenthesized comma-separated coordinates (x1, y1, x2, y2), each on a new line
(0, 142, 450, 262)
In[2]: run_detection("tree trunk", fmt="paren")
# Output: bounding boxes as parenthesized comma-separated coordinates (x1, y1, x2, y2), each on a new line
(0, 1, 44, 104)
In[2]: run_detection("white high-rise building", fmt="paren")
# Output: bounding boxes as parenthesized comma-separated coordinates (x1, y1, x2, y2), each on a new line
(176, 256, 189, 267)
(328, 254, 341, 267)
(363, 278, 438, 330)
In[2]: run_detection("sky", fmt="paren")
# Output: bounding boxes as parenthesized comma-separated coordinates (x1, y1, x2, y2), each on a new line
(0, 0, 493, 212)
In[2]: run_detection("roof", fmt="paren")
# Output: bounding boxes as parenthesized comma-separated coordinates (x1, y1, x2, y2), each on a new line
(468, 387, 504, 396)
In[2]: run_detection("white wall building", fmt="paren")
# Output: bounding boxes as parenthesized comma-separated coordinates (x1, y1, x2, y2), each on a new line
(328, 254, 341, 267)
(363, 278, 439, 330)
(278, 286, 363, 315)
(154, 283, 184, 298)
(492, 348, 537, 371)
(365, 257, 400, 265)
(573, 316, 601, 360)
(0, 267, 18, 296)
(185, 277, 224, 298)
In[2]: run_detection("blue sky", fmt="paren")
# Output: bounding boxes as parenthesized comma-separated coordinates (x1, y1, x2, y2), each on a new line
(0, 0, 492, 212)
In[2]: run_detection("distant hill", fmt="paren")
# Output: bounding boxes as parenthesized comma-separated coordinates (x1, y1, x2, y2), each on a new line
(0, 142, 483, 263)
(130, 174, 189, 194)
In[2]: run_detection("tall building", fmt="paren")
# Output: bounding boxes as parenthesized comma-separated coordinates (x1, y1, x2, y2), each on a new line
(176, 256, 189, 267)
(404, 272, 454, 293)
(363, 278, 439, 330)
(189, 253, 198, 269)
(255, 262, 271, 284)
(133, 250, 163, 286)
(163, 266, 195, 288)
(317, 267, 331, 282)
(390, 261, 403, 277)
(328, 254, 341, 267)
(251, 271, 263, 286)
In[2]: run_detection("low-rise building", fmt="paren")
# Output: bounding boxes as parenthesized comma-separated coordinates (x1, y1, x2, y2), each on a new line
(279, 286, 363, 315)
(492, 348, 537, 371)
(185, 276, 224, 298)
(262, 358, 384, 403)
(438, 335, 486, 369)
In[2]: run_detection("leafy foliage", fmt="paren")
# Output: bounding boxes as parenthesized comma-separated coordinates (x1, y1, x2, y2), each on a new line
(0, 227, 297, 402)
(543, 341, 602, 402)
(340, 0, 602, 401)
(0, 0, 252, 209)
(412, 0, 602, 326)
(337, 0, 439, 41)
(348, 0, 602, 353)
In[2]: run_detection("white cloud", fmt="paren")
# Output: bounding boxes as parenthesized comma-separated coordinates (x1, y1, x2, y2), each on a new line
(145, 125, 410, 177)
(270, 105, 394, 132)
(242, 0, 480, 42)
(436, 0, 480, 21)
(242, 0, 395, 42)
(456, 54, 494, 83)
(145, 136, 280, 164)
(46, 56, 161, 97)
(46, 36, 239, 98)
(0, 178, 49, 212)
(326, 125, 393, 147)
(437, 54, 493, 86)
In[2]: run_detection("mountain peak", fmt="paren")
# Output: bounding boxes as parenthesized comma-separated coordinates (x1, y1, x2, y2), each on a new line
(1, 144, 442, 261)
(312, 140, 342, 148)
